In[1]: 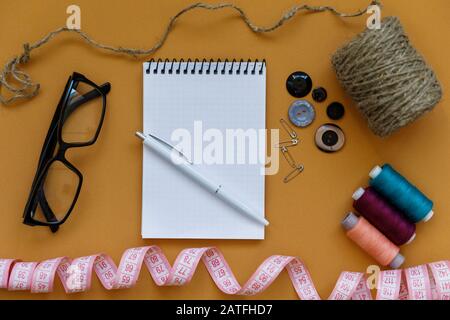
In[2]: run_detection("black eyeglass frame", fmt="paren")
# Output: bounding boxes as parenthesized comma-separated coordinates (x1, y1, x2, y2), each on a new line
(23, 72, 110, 232)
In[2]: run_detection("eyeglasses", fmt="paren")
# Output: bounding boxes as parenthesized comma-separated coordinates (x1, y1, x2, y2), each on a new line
(23, 72, 111, 232)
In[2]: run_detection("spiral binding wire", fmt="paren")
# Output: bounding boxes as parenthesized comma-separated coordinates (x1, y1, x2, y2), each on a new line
(146, 59, 266, 75)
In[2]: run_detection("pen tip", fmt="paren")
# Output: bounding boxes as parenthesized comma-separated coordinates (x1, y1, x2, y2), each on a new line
(135, 132, 146, 140)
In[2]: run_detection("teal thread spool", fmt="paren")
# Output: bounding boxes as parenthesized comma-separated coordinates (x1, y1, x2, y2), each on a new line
(369, 164, 434, 223)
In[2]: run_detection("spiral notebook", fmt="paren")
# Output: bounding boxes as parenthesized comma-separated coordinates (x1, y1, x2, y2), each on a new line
(142, 59, 266, 239)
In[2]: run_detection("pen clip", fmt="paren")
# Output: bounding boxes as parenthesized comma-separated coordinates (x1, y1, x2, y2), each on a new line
(141, 132, 194, 164)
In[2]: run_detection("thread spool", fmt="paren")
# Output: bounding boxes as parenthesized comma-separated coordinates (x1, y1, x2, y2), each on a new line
(342, 213, 404, 269)
(353, 187, 416, 246)
(369, 164, 434, 223)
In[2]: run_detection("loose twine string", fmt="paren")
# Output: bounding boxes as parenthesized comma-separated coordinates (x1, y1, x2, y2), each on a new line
(0, 1, 381, 105)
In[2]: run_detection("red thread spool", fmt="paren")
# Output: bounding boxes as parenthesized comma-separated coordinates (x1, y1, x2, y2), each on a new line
(353, 187, 416, 246)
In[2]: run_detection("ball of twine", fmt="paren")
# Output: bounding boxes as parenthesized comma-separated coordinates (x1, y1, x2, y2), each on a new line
(332, 16, 442, 137)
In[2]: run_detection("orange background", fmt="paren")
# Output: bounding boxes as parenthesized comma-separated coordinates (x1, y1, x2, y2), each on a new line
(0, 0, 449, 299)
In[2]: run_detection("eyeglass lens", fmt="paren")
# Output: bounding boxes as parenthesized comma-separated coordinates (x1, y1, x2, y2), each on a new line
(32, 160, 81, 223)
(61, 81, 104, 144)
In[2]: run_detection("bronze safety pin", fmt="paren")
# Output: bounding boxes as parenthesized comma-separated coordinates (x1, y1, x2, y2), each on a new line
(284, 165, 305, 183)
(280, 146, 297, 168)
(278, 119, 304, 183)
(276, 138, 299, 148)
(280, 118, 297, 139)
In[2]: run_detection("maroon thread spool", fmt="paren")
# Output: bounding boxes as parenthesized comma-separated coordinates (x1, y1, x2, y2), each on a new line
(352, 187, 416, 246)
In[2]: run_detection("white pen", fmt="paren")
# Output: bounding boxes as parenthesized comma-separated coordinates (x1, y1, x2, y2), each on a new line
(136, 132, 269, 226)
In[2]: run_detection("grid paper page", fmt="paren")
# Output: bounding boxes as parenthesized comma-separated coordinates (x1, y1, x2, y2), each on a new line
(142, 60, 266, 239)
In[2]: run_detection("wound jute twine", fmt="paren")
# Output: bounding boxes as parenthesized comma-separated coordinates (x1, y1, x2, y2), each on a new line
(0, 1, 442, 136)
(332, 16, 442, 137)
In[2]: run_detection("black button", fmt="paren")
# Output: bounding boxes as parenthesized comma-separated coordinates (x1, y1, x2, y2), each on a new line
(286, 71, 312, 98)
(312, 87, 327, 102)
(315, 124, 345, 153)
(322, 130, 339, 146)
(327, 102, 345, 120)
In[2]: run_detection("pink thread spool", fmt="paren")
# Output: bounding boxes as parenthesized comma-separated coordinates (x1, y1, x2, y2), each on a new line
(342, 212, 405, 269)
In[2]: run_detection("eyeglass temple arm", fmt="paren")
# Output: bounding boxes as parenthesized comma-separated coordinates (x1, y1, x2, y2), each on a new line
(36, 188, 60, 233)
(63, 83, 111, 121)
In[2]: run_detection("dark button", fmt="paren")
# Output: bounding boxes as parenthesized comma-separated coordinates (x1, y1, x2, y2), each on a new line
(286, 71, 312, 98)
(327, 102, 345, 120)
(315, 124, 345, 153)
(322, 130, 339, 146)
(312, 87, 328, 102)
(288, 100, 316, 128)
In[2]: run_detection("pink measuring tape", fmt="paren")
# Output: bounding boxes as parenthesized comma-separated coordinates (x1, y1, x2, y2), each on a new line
(0, 246, 449, 299)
